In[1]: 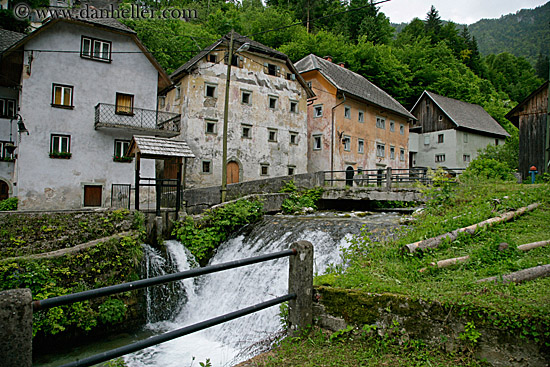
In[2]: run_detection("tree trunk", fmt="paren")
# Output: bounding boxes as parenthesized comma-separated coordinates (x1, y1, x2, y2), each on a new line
(517, 240, 550, 252)
(477, 264, 550, 284)
(419, 255, 469, 272)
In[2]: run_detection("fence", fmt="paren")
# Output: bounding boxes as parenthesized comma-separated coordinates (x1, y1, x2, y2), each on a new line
(0, 241, 313, 367)
(111, 184, 131, 209)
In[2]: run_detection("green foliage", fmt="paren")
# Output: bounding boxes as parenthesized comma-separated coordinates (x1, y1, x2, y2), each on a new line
(173, 199, 263, 264)
(103, 358, 127, 367)
(279, 301, 289, 328)
(98, 298, 127, 324)
(476, 132, 519, 171)
(279, 180, 298, 193)
(462, 158, 515, 182)
(0, 197, 17, 211)
(459, 321, 482, 347)
(281, 187, 323, 214)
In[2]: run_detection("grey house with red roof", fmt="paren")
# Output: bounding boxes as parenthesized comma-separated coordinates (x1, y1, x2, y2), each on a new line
(409, 91, 509, 169)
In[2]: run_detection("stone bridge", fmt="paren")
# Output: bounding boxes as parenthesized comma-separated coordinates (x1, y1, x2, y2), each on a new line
(321, 186, 425, 202)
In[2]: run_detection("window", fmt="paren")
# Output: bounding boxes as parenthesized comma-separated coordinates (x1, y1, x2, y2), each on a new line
(265, 63, 279, 76)
(0, 141, 14, 160)
(306, 81, 312, 89)
(438, 134, 444, 143)
(358, 139, 364, 154)
(242, 124, 252, 139)
(114, 140, 131, 161)
(288, 166, 296, 175)
(0, 98, 16, 118)
(438, 115, 443, 122)
(81, 36, 111, 62)
(115, 93, 134, 115)
(286, 73, 296, 81)
(260, 164, 269, 176)
(313, 135, 322, 150)
(158, 96, 165, 109)
(52, 84, 73, 108)
(268, 96, 278, 109)
(343, 135, 351, 151)
(268, 128, 277, 142)
(205, 119, 217, 134)
(50, 134, 71, 158)
(389, 120, 395, 132)
(314, 105, 323, 117)
(290, 132, 298, 145)
(358, 110, 364, 123)
(205, 83, 217, 98)
(241, 90, 251, 105)
(390, 146, 395, 159)
(175, 84, 181, 100)
(225, 53, 243, 67)
(208, 53, 217, 63)
(463, 154, 471, 163)
(202, 160, 212, 174)
(435, 154, 446, 163)
(344, 106, 351, 119)
(400, 124, 405, 135)
(424, 135, 430, 145)
(290, 100, 298, 113)
(495, 139, 499, 146)
(376, 117, 386, 129)
(400, 148, 405, 161)
(376, 143, 385, 158)
(463, 133, 468, 143)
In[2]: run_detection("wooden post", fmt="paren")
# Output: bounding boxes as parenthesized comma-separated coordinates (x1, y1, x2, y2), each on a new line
(0, 289, 32, 367)
(135, 152, 141, 211)
(175, 161, 182, 217)
(155, 179, 161, 217)
(288, 241, 313, 334)
(221, 30, 234, 203)
(385, 167, 392, 191)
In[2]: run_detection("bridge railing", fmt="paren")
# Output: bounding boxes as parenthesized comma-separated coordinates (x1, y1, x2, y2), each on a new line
(323, 167, 465, 189)
(1, 241, 314, 367)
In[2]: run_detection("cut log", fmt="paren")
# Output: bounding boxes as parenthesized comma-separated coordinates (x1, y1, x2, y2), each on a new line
(477, 264, 550, 284)
(419, 256, 469, 273)
(517, 240, 550, 252)
(402, 203, 540, 254)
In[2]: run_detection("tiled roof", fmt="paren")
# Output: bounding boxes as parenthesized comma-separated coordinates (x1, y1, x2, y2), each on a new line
(421, 91, 510, 137)
(295, 54, 415, 120)
(74, 17, 136, 34)
(129, 135, 195, 158)
(0, 28, 26, 53)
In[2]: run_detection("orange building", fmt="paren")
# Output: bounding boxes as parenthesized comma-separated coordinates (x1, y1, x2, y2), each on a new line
(295, 54, 415, 176)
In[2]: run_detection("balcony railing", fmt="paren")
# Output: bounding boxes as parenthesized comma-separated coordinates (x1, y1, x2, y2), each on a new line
(94, 103, 180, 137)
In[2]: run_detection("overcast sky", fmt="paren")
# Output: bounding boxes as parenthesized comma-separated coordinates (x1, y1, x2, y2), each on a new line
(378, 0, 549, 25)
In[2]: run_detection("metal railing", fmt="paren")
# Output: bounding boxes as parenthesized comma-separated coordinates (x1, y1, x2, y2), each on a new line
(138, 177, 181, 215)
(94, 103, 180, 135)
(29, 243, 313, 367)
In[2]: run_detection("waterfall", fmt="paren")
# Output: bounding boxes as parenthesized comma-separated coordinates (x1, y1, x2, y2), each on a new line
(128, 213, 400, 367)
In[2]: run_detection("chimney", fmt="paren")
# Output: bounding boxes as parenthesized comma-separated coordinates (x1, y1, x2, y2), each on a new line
(323, 55, 333, 62)
(338, 62, 346, 68)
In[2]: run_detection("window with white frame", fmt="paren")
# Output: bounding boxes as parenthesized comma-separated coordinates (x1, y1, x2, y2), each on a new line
(376, 117, 386, 129)
(463, 154, 471, 163)
(400, 124, 405, 135)
(268, 128, 277, 142)
(358, 110, 364, 123)
(241, 90, 251, 105)
(435, 154, 446, 163)
(424, 135, 430, 145)
(242, 124, 252, 139)
(0, 98, 16, 118)
(390, 120, 395, 132)
(81, 36, 111, 62)
(313, 135, 322, 150)
(344, 106, 351, 119)
(52, 84, 73, 108)
(114, 140, 130, 160)
(390, 146, 395, 159)
(314, 105, 323, 117)
(358, 138, 364, 154)
(0, 141, 14, 160)
(205, 83, 217, 98)
(343, 135, 351, 151)
(290, 100, 298, 113)
(50, 134, 71, 157)
(290, 131, 298, 145)
(400, 148, 405, 161)
(376, 143, 385, 157)
(205, 119, 217, 134)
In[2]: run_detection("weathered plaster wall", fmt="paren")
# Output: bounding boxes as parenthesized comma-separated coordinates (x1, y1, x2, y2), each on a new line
(16, 22, 156, 210)
(165, 48, 308, 188)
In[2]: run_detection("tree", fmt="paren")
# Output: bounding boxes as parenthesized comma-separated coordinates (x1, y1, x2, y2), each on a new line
(424, 5, 442, 43)
(535, 53, 549, 80)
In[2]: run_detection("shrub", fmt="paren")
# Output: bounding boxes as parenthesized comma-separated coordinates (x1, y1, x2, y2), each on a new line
(281, 187, 323, 214)
(0, 197, 17, 211)
(461, 158, 515, 181)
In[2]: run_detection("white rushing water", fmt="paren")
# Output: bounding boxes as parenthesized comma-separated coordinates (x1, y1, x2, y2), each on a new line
(126, 213, 400, 367)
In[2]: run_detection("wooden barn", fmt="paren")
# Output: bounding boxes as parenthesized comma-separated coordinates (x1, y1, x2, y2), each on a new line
(505, 81, 549, 180)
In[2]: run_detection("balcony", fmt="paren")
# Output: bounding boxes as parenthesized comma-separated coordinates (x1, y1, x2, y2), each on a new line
(94, 103, 180, 138)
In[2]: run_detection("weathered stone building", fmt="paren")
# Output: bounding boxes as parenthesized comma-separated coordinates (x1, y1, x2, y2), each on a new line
(160, 32, 314, 188)
(294, 54, 415, 176)
(409, 91, 509, 169)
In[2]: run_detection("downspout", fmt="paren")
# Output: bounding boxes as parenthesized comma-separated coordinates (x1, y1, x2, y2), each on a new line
(331, 92, 346, 185)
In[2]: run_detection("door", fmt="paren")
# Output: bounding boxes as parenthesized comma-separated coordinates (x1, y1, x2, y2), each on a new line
(345, 166, 354, 187)
(0, 180, 8, 201)
(163, 157, 179, 180)
(227, 161, 239, 184)
(84, 185, 102, 207)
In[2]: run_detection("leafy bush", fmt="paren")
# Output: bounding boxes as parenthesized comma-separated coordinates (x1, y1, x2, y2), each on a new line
(0, 197, 17, 211)
(281, 187, 323, 214)
(461, 158, 515, 181)
(173, 199, 263, 264)
(98, 298, 127, 324)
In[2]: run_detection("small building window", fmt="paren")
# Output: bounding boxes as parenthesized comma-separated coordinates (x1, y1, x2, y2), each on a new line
(376, 143, 385, 158)
(438, 134, 444, 143)
(0, 141, 15, 160)
(115, 93, 134, 115)
(344, 106, 351, 119)
(242, 124, 252, 139)
(435, 154, 446, 163)
(175, 84, 181, 100)
(400, 124, 405, 135)
(463, 133, 468, 143)
(202, 160, 212, 174)
(290, 132, 298, 145)
(438, 115, 443, 122)
(495, 139, 499, 146)
(268, 128, 277, 142)
(400, 148, 405, 161)
(268, 96, 278, 109)
(158, 96, 165, 109)
(424, 135, 430, 145)
(390, 120, 395, 132)
(205, 83, 217, 98)
(343, 135, 351, 151)
(313, 135, 322, 150)
(288, 166, 296, 175)
(260, 164, 269, 176)
(52, 84, 73, 108)
(390, 146, 395, 159)
(114, 139, 130, 159)
(358, 110, 364, 123)
(290, 100, 298, 113)
(50, 134, 71, 158)
(463, 154, 471, 163)
(205, 119, 217, 135)
(0, 98, 16, 118)
(241, 90, 251, 105)
(265, 63, 279, 76)
(314, 105, 323, 118)
(358, 139, 364, 154)
(81, 36, 111, 62)
(376, 117, 386, 129)
(208, 53, 217, 63)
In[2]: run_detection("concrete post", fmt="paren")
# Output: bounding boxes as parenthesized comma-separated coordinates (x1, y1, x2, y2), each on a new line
(0, 289, 32, 367)
(288, 240, 313, 334)
(385, 167, 392, 191)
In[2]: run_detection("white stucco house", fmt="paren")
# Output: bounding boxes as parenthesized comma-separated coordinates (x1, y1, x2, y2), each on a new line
(0, 18, 178, 210)
(409, 91, 509, 169)
(160, 32, 314, 188)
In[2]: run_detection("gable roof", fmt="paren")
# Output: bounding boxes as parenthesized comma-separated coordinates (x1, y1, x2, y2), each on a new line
(412, 91, 510, 138)
(169, 32, 314, 99)
(295, 54, 415, 120)
(0, 28, 26, 53)
(505, 80, 549, 124)
(127, 135, 195, 159)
